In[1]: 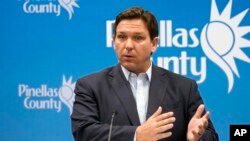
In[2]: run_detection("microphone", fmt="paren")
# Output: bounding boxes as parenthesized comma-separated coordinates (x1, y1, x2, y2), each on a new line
(108, 111, 117, 141)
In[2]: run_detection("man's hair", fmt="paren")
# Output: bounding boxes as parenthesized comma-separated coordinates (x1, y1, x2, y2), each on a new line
(113, 7, 158, 41)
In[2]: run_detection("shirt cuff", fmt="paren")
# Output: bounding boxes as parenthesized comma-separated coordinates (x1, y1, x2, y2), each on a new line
(133, 131, 136, 141)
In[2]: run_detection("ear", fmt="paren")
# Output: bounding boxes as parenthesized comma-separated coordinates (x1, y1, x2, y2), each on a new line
(151, 37, 158, 53)
(113, 35, 116, 50)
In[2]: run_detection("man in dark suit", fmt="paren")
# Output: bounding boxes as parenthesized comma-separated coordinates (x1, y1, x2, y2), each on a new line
(71, 7, 218, 141)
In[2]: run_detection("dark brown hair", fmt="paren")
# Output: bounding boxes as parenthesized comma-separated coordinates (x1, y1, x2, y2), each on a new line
(113, 7, 158, 41)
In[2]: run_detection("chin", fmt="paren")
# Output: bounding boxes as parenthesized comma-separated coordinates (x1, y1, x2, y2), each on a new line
(122, 62, 136, 71)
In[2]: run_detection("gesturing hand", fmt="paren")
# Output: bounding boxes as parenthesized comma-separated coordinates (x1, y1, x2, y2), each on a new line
(187, 104, 209, 141)
(136, 107, 176, 141)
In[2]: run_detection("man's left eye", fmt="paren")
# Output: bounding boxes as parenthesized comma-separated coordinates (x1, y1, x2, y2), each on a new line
(134, 36, 143, 40)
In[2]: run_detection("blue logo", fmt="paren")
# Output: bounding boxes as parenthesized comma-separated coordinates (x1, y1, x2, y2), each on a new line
(18, 75, 76, 114)
(21, 0, 80, 20)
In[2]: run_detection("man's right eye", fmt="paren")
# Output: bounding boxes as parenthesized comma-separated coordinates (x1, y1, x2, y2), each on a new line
(117, 35, 127, 40)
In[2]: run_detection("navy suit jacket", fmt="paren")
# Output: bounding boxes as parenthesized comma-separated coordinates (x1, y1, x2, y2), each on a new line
(71, 64, 218, 141)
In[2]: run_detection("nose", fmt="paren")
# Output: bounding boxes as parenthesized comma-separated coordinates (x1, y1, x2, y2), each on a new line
(125, 39, 133, 51)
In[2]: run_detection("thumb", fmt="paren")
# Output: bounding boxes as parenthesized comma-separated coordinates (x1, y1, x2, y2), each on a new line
(194, 104, 205, 118)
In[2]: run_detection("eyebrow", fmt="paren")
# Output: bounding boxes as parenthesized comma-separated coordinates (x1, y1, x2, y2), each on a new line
(134, 33, 145, 35)
(116, 31, 145, 35)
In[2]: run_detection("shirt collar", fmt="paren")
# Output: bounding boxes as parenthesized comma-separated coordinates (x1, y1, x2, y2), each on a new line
(121, 63, 152, 82)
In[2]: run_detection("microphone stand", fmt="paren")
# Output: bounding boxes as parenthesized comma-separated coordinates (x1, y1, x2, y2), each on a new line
(108, 111, 116, 141)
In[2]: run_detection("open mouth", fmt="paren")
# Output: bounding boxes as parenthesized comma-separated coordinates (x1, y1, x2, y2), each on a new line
(123, 54, 134, 61)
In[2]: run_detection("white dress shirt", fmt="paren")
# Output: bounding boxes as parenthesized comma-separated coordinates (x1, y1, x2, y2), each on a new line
(121, 64, 152, 124)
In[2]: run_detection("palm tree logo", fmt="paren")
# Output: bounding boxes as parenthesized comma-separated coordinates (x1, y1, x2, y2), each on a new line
(200, 0, 250, 93)
(59, 75, 76, 114)
(58, 0, 80, 20)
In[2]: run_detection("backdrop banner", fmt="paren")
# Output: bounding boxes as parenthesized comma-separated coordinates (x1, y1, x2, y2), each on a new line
(1, 0, 250, 140)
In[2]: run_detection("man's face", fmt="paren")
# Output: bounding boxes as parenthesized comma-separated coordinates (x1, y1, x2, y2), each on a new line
(113, 19, 158, 74)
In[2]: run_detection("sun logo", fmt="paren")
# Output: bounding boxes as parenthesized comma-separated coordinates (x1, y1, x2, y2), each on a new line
(59, 75, 76, 114)
(58, 0, 80, 20)
(201, 0, 250, 93)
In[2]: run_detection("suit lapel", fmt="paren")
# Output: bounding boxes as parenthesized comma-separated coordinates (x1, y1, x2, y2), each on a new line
(147, 65, 168, 119)
(108, 65, 141, 125)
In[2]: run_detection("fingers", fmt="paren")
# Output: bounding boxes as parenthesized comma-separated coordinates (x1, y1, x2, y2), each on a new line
(154, 115, 175, 140)
(191, 122, 206, 138)
(156, 116, 176, 127)
(202, 111, 209, 128)
(156, 123, 174, 133)
(148, 106, 162, 120)
(187, 105, 212, 141)
(155, 111, 174, 122)
(148, 107, 175, 122)
(152, 108, 176, 133)
(193, 111, 210, 137)
(192, 130, 203, 138)
(196, 105, 210, 128)
(138, 107, 175, 140)
(193, 104, 205, 118)
(156, 131, 172, 140)
(203, 111, 210, 120)
(148, 107, 175, 128)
